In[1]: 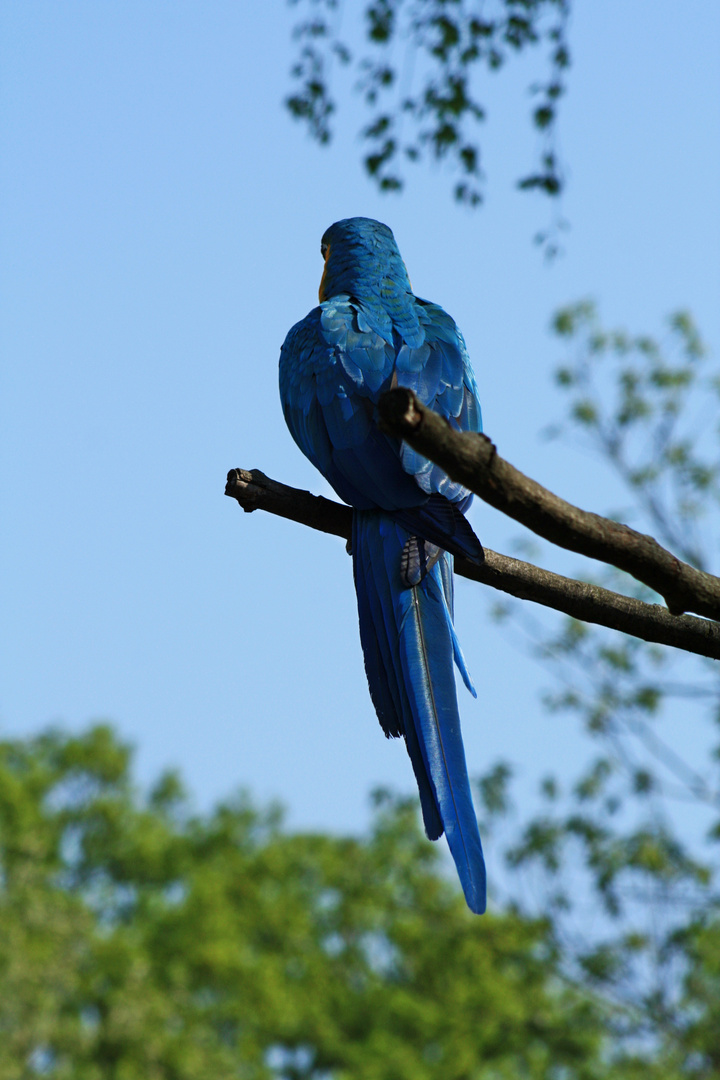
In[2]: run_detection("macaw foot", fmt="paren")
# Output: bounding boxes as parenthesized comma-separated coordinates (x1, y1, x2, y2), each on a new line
(400, 536, 442, 586)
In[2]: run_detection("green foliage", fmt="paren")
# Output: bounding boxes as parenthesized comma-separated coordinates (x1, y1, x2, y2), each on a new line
(2, 722, 719, 1077)
(488, 304, 720, 1076)
(286, 0, 570, 220)
(0, 726, 611, 1079)
(549, 302, 718, 569)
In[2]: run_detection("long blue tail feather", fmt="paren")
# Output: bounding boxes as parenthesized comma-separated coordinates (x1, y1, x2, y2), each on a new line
(436, 552, 476, 697)
(353, 514, 443, 839)
(352, 510, 487, 914)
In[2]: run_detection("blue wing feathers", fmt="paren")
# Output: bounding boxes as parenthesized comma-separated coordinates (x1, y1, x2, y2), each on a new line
(279, 297, 483, 530)
(392, 496, 484, 565)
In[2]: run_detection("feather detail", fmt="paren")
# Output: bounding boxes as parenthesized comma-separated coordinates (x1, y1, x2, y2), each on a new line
(353, 513, 443, 839)
(353, 511, 486, 913)
(397, 568, 485, 913)
(400, 536, 443, 587)
(393, 495, 484, 565)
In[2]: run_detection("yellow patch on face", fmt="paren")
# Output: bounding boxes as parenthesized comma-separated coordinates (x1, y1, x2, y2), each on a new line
(318, 244, 331, 302)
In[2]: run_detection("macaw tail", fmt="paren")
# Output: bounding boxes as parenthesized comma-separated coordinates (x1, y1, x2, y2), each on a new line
(352, 510, 487, 914)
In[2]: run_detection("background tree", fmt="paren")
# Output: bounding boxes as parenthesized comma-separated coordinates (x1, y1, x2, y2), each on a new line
(485, 303, 720, 1075)
(0, 725, 608, 1078)
(287, 0, 572, 255)
(287, 0, 570, 206)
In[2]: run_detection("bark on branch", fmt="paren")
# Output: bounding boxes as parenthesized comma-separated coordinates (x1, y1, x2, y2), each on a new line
(225, 469, 720, 661)
(377, 387, 720, 622)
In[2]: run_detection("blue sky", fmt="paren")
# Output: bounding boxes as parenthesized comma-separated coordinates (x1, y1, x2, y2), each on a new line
(2, 2, 719, 869)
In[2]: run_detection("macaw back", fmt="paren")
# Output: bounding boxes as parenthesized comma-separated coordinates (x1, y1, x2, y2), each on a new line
(279, 217, 487, 913)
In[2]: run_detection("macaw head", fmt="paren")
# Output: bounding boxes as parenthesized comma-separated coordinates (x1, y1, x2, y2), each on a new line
(318, 217, 412, 303)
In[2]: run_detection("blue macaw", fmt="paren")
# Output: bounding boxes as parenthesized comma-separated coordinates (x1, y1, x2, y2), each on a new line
(279, 218, 486, 913)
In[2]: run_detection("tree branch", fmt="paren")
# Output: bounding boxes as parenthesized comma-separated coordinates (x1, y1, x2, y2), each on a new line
(225, 469, 720, 661)
(377, 388, 720, 622)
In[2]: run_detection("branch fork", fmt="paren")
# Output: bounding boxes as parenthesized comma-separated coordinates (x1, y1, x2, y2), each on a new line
(377, 387, 720, 622)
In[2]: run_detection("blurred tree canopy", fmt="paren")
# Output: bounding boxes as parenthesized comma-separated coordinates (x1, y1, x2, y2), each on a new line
(0, 724, 606, 1079)
(286, 0, 569, 223)
(1, 720, 719, 1078)
(484, 303, 720, 1078)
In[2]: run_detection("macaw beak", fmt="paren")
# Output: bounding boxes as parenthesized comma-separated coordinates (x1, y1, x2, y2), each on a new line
(318, 244, 331, 302)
